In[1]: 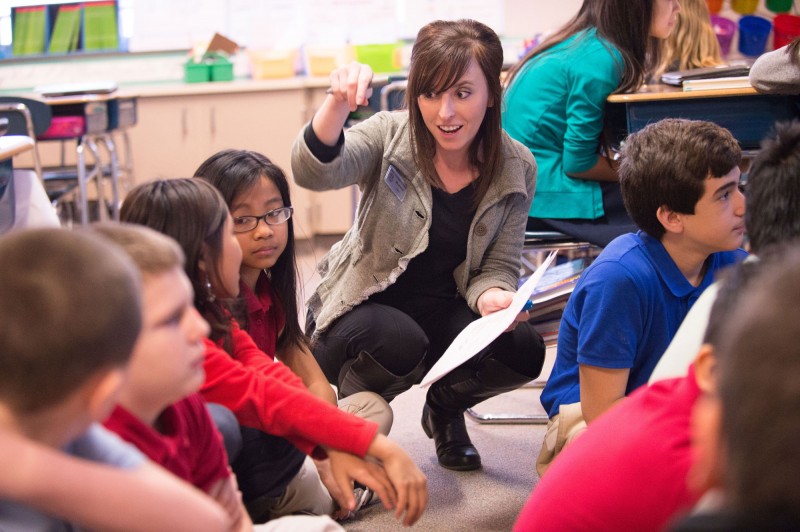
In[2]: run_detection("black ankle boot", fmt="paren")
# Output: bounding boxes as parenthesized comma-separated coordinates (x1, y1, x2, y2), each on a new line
(423, 357, 542, 471)
(421, 403, 481, 470)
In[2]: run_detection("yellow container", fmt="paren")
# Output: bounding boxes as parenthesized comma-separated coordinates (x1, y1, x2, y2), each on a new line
(731, 0, 758, 14)
(250, 50, 297, 79)
(306, 50, 339, 77)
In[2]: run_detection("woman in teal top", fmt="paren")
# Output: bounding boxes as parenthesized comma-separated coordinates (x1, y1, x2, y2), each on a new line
(503, 0, 681, 246)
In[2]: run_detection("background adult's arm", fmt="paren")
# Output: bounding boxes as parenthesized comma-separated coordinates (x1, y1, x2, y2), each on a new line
(562, 39, 623, 182)
(749, 44, 800, 94)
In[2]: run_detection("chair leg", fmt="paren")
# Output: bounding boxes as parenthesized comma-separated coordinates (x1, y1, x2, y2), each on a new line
(465, 380, 549, 425)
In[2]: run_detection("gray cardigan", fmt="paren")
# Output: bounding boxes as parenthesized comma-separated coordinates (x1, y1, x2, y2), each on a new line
(750, 44, 800, 94)
(291, 111, 537, 337)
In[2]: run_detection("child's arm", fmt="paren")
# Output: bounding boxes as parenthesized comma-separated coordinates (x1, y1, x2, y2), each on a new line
(206, 474, 252, 532)
(364, 434, 428, 527)
(0, 431, 229, 532)
(579, 364, 631, 423)
(568, 155, 619, 182)
(276, 343, 337, 405)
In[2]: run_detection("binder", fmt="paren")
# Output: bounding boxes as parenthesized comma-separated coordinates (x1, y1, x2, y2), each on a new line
(48, 4, 81, 54)
(84, 1, 119, 51)
(13, 6, 47, 56)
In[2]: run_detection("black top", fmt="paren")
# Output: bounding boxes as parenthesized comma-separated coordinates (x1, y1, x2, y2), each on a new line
(371, 183, 476, 319)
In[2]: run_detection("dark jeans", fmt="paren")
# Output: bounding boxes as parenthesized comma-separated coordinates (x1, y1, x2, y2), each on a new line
(310, 296, 546, 402)
(528, 181, 637, 247)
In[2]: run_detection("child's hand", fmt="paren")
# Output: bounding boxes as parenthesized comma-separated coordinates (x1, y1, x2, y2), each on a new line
(366, 435, 428, 526)
(313, 457, 351, 520)
(324, 448, 396, 514)
(206, 474, 250, 532)
(328, 62, 374, 111)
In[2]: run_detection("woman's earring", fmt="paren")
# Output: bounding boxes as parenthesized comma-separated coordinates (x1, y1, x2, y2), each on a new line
(205, 275, 216, 303)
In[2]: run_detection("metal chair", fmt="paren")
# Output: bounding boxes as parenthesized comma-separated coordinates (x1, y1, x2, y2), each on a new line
(0, 96, 117, 225)
(380, 79, 407, 112)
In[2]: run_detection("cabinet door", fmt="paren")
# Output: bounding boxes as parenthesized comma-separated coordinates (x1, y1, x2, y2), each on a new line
(127, 94, 212, 182)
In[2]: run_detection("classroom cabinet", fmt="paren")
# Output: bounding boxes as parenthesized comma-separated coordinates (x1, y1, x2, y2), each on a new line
(126, 84, 356, 238)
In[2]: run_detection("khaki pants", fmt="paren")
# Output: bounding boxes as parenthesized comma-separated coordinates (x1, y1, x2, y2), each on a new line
(536, 402, 587, 477)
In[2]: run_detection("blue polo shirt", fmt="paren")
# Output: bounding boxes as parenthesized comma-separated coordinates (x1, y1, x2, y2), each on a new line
(540, 231, 746, 418)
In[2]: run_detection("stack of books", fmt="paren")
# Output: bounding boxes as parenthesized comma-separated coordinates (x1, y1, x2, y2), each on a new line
(522, 257, 592, 345)
(660, 63, 752, 92)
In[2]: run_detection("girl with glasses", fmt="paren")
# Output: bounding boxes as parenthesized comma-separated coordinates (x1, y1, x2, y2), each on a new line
(120, 178, 427, 526)
(194, 149, 394, 520)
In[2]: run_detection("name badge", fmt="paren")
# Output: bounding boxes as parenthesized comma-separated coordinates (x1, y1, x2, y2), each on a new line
(384, 165, 406, 202)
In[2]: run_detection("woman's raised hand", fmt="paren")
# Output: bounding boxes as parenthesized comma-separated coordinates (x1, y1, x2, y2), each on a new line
(329, 61, 375, 112)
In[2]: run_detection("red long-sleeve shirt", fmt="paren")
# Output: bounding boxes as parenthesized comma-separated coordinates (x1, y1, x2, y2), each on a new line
(200, 320, 378, 459)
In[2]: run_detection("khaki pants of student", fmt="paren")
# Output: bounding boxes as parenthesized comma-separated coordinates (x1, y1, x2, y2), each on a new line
(267, 391, 392, 519)
(536, 402, 588, 478)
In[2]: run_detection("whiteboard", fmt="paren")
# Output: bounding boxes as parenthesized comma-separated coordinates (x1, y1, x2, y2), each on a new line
(127, 0, 506, 52)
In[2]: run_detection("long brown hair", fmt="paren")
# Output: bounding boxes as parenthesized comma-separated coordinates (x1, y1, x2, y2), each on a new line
(121, 179, 233, 348)
(406, 19, 503, 206)
(504, 0, 662, 94)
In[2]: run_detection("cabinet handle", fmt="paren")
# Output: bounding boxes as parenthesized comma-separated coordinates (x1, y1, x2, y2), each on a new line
(181, 109, 188, 137)
(210, 106, 216, 136)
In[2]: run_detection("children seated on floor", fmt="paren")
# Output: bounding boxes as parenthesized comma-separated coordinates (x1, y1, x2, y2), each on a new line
(94, 222, 346, 532)
(120, 178, 427, 526)
(537, 118, 747, 475)
(673, 247, 800, 530)
(515, 259, 759, 531)
(0, 228, 229, 531)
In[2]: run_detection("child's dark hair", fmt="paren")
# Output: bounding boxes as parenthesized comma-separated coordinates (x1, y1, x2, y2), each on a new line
(120, 179, 233, 348)
(504, 0, 662, 94)
(702, 260, 760, 347)
(716, 246, 800, 518)
(745, 120, 800, 255)
(619, 118, 741, 239)
(0, 228, 141, 413)
(194, 149, 306, 351)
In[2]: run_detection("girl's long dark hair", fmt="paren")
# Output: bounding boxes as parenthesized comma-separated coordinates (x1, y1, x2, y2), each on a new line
(504, 0, 661, 94)
(194, 149, 306, 352)
(120, 179, 233, 350)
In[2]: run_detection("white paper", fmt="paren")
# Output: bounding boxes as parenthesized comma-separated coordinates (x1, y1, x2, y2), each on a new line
(419, 250, 558, 388)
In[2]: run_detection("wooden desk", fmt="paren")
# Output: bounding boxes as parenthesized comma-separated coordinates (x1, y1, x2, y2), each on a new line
(606, 84, 800, 154)
(39, 92, 137, 224)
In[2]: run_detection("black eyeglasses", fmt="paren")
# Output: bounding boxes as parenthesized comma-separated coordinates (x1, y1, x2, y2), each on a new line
(232, 206, 293, 233)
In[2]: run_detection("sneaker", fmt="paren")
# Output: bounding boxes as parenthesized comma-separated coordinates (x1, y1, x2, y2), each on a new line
(338, 487, 376, 521)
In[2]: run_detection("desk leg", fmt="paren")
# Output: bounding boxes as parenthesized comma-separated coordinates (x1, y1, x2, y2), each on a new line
(85, 137, 107, 223)
(76, 139, 89, 225)
(101, 135, 120, 221)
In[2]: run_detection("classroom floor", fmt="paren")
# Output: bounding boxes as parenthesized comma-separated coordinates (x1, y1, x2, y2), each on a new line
(295, 236, 551, 531)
